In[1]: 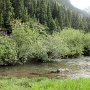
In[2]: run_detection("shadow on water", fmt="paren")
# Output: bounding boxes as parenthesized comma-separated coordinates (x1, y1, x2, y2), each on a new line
(0, 56, 90, 79)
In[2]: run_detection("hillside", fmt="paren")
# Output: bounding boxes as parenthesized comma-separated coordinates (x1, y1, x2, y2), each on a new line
(56, 0, 89, 16)
(1, 0, 90, 35)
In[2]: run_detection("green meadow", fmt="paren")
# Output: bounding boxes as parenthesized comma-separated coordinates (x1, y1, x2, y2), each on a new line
(0, 77, 89, 90)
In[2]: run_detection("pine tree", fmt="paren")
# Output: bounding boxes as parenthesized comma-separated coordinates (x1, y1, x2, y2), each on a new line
(24, 0, 34, 18)
(47, 4, 52, 27)
(49, 19, 56, 34)
(0, 13, 3, 28)
(55, 18, 61, 31)
(71, 13, 80, 29)
(22, 7, 29, 22)
(52, 2, 59, 19)
(0, 0, 4, 28)
(12, 0, 28, 22)
(57, 6, 64, 30)
(3, 0, 14, 34)
(86, 17, 90, 32)
(64, 9, 71, 28)
(39, 0, 47, 24)
(67, 10, 72, 28)
(18, 0, 24, 19)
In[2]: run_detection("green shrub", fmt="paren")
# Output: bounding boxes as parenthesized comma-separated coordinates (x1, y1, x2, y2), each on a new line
(60, 28, 84, 57)
(0, 36, 17, 65)
(83, 33, 90, 55)
(1, 20, 90, 65)
(12, 25, 49, 63)
(12, 26, 35, 63)
(29, 36, 49, 62)
(84, 33, 90, 49)
(46, 33, 69, 58)
(46, 29, 84, 58)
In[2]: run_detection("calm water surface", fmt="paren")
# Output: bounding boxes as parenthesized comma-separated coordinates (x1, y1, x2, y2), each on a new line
(0, 57, 90, 79)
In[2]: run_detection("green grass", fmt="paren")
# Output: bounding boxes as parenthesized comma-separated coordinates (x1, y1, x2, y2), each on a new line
(0, 77, 90, 90)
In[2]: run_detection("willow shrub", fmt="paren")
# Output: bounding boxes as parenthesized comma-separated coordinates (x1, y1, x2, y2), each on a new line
(46, 33, 70, 58)
(0, 36, 17, 65)
(83, 33, 90, 55)
(11, 27, 85, 63)
(11, 25, 48, 63)
(60, 28, 84, 57)
(46, 29, 84, 58)
(9, 23, 90, 64)
(0, 21, 90, 65)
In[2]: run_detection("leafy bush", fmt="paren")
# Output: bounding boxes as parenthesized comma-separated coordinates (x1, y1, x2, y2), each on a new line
(29, 36, 49, 62)
(46, 29, 84, 58)
(46, 33, 69, 58)
(83, 33, 90, 55)
(60, 28, 84, 57)
(12, 26, 35, 63)
(0, 21, 90, 65)
(11, 26, 87, 63)
(0, 36, 17, 65)
(12, 24, 49, 63)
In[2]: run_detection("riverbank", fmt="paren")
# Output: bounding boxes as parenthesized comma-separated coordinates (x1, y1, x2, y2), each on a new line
(0, 77, 89, 90)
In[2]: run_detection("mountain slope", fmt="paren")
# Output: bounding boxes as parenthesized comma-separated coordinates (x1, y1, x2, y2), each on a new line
(56, 0, 89, 16)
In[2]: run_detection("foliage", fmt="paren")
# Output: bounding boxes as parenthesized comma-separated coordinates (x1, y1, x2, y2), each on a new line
(60, 29, 84, 57)
(83, 33, 90, 56)
(84, 33, 90, 50)
(0, 36, 17, 65)
(46, 29, 85, 58)
(0, 20, 90, 65)
(46, 33, 69, 58)
(11, 23, 48, 63)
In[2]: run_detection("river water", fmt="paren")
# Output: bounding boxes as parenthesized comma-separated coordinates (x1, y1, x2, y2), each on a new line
(0, 57, 90, 79)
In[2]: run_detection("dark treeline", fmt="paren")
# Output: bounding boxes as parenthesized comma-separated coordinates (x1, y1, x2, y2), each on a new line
(0, 0, 90, 34)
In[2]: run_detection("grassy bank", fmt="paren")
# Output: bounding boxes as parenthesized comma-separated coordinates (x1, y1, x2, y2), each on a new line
(0, 77, 90, 90)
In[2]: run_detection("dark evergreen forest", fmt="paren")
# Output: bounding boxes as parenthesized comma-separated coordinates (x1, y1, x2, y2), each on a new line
(1, 0, 90, 34)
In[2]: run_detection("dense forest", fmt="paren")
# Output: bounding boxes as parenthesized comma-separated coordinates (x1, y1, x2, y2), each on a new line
(1, 0, 90, 33)
(0, 0, 90, 65)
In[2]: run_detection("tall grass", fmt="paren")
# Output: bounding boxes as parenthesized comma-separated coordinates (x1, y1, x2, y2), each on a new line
(0, 77, 90, 90)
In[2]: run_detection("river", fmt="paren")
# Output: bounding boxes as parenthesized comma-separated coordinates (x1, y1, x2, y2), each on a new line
(0, 57, 90, 79)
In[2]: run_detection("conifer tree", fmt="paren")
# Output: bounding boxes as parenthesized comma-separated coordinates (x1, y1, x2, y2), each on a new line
(24, 0, 34, 18)
(52, 2, 59, 19)
(71, 13, 80, 29)
(47, 4, 52, 27)
(22, 7, 29, 22)
(3, 0, 14, 34)
(57, 6, 64, 30)
(39, 0, 47, 24)
(64, 9, 71, 28)
(49, 19, 56, 34)
(0, 0, 4, 28)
